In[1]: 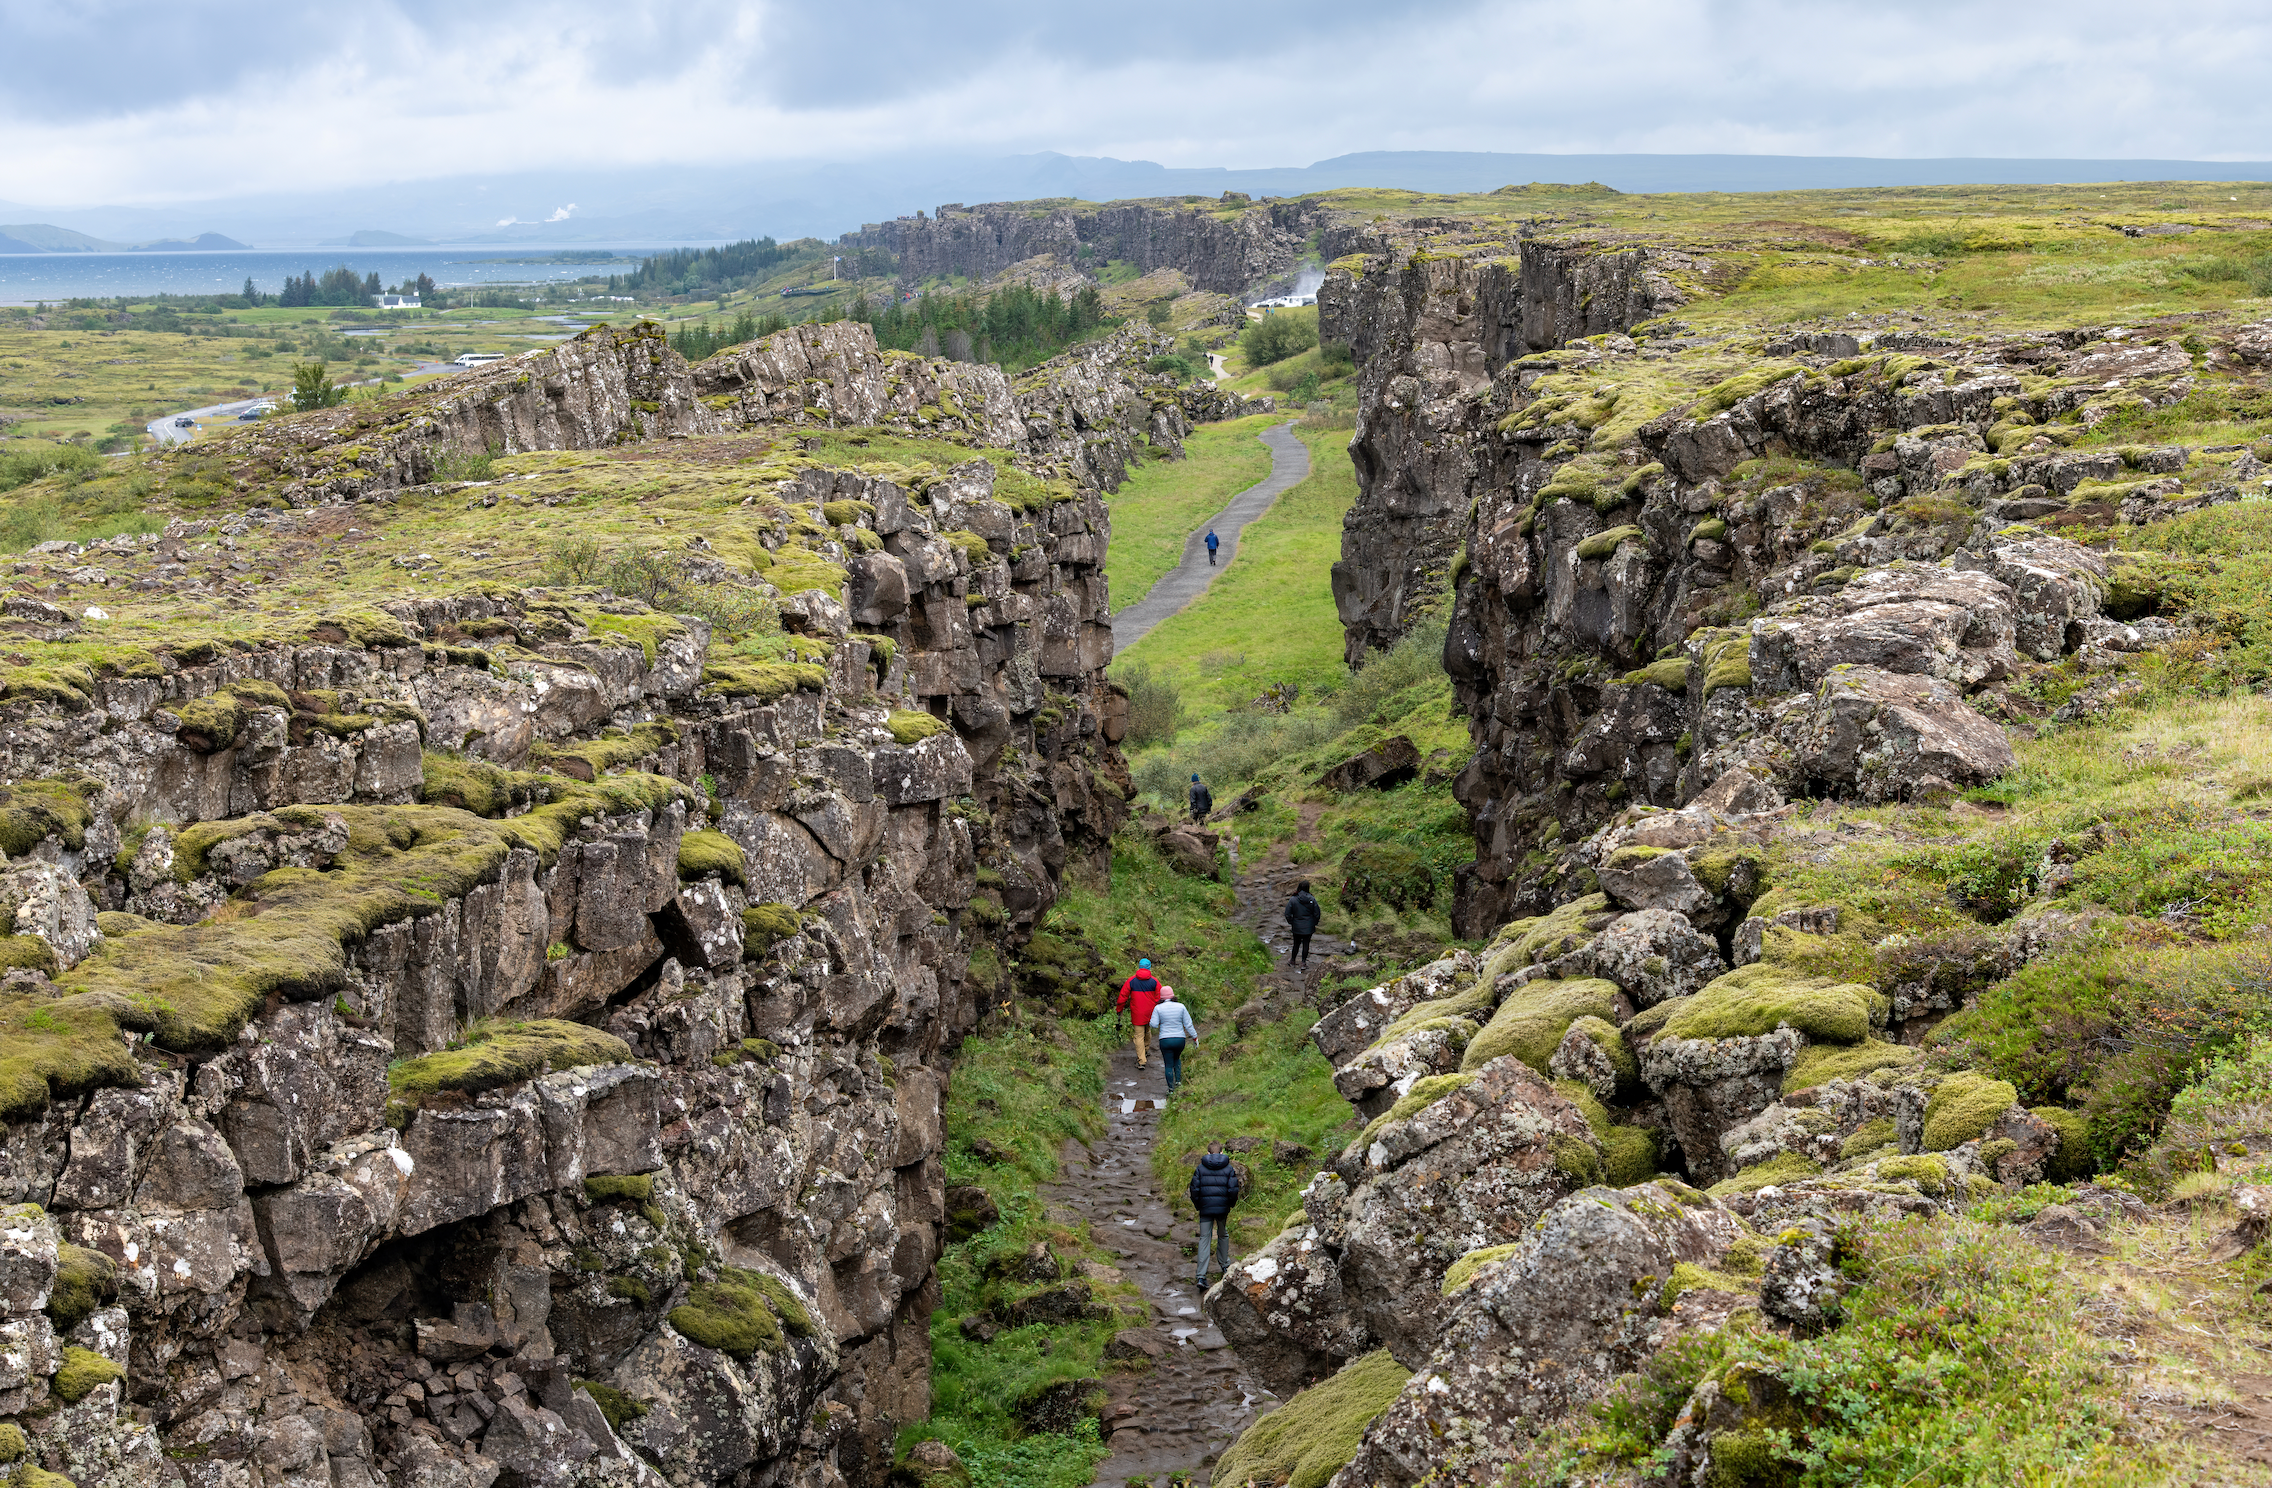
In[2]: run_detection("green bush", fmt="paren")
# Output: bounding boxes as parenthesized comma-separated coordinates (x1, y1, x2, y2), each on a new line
(0, 445, 100, 493)
(1113, 663, 1181, 748)
(1244, 308, 1319, 367)
(1338, 842, 1434, 912)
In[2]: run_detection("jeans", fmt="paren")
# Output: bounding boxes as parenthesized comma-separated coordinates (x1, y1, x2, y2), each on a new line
(1158, 1036, 1187, 1092)
(1290, 932, 1313, 965)
(1207, 547, 1217, 565)
(1197, 1216, 1231, 1284)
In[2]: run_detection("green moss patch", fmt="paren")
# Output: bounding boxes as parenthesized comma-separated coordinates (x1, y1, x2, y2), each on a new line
(701, 659, 828, 701)
(1441, 1243, 1521, 1296)
(576, 1380, 649, 1432)
(1660, 965, 1876, 1045)
(887, 710, 950, 745)
(1708, 1151, 1824, 1197)
(1575, 525, 1645, 562)
(0, 1423, 23, 1463)
(1352, 1072, 1475, 1153)
(1618, 657, 1688, 691)
(584, 1174, 654, 1204)
(1660, 1260, 1755, 1307)
(1839, 1118, 1899, 1162)
(677, 829, 747, 885)
(0, 777, 97, 856)
(2031, 1107, 2095, 1182)
(1462, 978, 1620, 1074)
(1877, 1154, 1952, 1196)
(1923, 1071, 2017, 1152)
(1783, 1039, 1921, 1094)
(1212, 1350, 1411, 1488)
(668, 1265, 812, 1357)
(52, 1343, 124, 1403)
(44, 1243, 117, 1333)
(387, 1019, 634, 1125)
(741, 903, 800, 955)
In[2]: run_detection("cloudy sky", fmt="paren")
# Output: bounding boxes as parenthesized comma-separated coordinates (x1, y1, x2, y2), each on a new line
(3, 0, 2269, 209)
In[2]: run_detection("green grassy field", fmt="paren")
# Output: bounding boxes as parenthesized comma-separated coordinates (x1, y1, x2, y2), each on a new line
(1104, 413, 1279, 609)
(1115, 425, 1359, 699)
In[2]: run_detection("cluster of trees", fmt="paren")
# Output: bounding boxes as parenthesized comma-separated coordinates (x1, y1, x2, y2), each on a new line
(851, 282, 1111, 370)
(669, 309, 791, 362)
(277, 267, 382, 308)
(606, 238, 880, 299)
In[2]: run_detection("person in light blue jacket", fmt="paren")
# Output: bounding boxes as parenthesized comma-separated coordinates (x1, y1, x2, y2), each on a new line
(1149, 987, 1199, 1094)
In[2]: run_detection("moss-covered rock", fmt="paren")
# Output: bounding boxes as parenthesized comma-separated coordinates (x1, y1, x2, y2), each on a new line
(741, 903, 800, 955)
(700, 659, 828, 701)
(668, 1265, 815, 1357)
(886, 710, 949, 745)
(1212, 1349, 1411, 1488)
(1707, 1151, 1823, 1197)
(1876, 1154, 1952, 1196)
(0, 1421, 25, 1462)
(0, 778, 97, 857)
(52, 1343, 124, 1403)
(1462, 978, 1620, 1074)
(1575, 525, 1645, 562)
(1351, 1073, 1475, 1153)
(1440, 1243, 1521, 1296)
(44, 1243, 117, 1333)
(575, 1379, 649, 1432)
(1922, 1071, 2017, 1151)
(2031, 1105, 2095, 1182)
(1660, 964, 1875, 1045)
(1782, 1038, 1920, 1094)
(387, 1019, 634, 1126)
(1838, 1118, 1898, 1162)
(676, 829, 747, 885)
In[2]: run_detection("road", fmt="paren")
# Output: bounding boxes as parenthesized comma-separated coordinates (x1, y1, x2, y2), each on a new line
(145, 395, 275, 447)
(144, 365, 458, 446)
(1110, 422, 1310, 654)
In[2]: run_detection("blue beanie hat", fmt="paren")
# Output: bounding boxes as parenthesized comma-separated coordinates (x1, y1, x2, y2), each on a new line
(1191, 773, 1200, 781)
(1138, 958, 1151, 968)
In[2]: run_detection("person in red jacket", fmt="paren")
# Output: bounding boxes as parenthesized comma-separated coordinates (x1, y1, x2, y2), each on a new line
(1116, 958, 1163, 1067)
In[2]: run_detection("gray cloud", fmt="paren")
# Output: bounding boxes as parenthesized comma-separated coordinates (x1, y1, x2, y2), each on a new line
(0, 0, 2265, 209)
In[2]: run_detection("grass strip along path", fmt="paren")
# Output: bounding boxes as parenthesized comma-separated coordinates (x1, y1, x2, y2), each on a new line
(1104, 412, 1280, 611)
(1111, 421, 1309, 652)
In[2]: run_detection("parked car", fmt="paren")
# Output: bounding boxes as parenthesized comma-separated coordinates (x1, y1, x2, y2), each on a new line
(236, 411, 262, 421)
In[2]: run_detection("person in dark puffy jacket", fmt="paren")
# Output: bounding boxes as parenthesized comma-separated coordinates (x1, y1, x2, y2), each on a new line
(1189, 774, 1213, 822)
(1188, 1141, 1241, 1286)
(1285, 880, 1322, 966)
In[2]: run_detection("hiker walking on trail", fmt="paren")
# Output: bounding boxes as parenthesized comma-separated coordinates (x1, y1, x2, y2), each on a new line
(1204, 528, 1220, 566)
(1285, 880, 1322, 967)
(1150, 986, 1199, 1095)
(1189, 773, 1213, 822)
(1116, 959, 1163, 1067)
(1190, 1140, 1241, 1287)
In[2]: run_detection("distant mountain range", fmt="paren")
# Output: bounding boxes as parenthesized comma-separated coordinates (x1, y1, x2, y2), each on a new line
(5, 150, 2270, 253)
(0, 224, 248, 254)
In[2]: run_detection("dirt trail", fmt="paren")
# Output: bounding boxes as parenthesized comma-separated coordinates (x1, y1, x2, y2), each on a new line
(1051, 817, 1357, 1484)
(1109, 422, 1310, 653)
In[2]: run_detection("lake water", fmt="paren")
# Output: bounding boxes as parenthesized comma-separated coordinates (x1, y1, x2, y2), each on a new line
(0, 244, 715, 305)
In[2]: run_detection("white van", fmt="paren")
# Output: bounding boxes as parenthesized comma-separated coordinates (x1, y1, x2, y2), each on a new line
(452, 352, 506, 367)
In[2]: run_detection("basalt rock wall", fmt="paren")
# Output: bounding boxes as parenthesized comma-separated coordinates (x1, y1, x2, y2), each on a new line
(0, 325, 1152, 1487)
(1324, 243, 1695, 665)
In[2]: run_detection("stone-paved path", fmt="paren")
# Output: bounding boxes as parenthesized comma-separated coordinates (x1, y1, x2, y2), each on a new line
(1048, 1045, 1267, 1484)
(1110, 422, 1310, 653)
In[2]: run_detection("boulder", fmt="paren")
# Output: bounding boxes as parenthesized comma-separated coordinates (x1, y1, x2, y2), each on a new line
(1795, 667, 2016, 802)
(1583, 908, 1726, 1008)
(1315, 737, 1421, 793)
(0, 862, 101, 971)
(1208, 1221, 1372, 1395)
(1954, 535, 2108, 661)
(942, 1186, 999, 1243)
(1333, 1181, 1747, 1488)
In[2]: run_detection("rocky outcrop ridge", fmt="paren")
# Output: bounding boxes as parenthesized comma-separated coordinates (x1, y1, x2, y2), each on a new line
(192, 320, 1250, 512)
(0, 324, 1149, 1487)
(837, 199, 1343, 297)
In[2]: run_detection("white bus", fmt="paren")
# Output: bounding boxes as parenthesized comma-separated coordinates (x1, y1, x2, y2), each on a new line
(453, 352, 506, 367)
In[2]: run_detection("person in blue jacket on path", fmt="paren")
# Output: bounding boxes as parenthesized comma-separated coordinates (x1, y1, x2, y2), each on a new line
(1149, 985, 1199, 1094)
(1189, 1140, 1241, 1287)
(1204, 528, 1220, 565)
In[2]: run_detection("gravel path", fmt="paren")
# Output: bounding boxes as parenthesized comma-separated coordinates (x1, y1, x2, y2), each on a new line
(1110, 422, 1309, 654)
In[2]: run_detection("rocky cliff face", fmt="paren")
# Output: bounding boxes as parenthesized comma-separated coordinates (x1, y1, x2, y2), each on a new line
(0, 319, 1184, 1488)
(836, 199, 1341, 297)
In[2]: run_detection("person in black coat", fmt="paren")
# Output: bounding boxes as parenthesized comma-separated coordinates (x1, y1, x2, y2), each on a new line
(1285, 880, 1322, 966)
(1188, 774, 1213, 822)
(1189, 1141, 1241, 1286)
